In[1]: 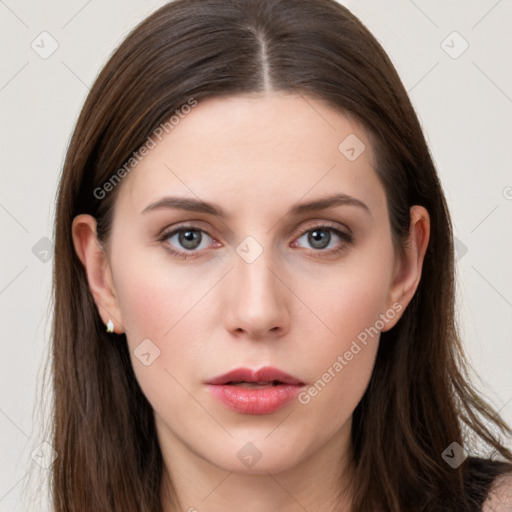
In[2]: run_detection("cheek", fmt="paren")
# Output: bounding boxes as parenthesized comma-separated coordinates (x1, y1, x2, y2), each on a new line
(307, 249, 394, 347)
(113, 263, 209, 417)
(112, 244, 215, 340)
(295, 246, 395, 414)
(110, 247, 210, 384)
(293, 287, 382, 443)
(302, 283, 384, 387)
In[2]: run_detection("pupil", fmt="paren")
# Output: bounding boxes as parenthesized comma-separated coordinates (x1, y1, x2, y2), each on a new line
(179, 230, 201, 249)
(309, 229, 330, 249)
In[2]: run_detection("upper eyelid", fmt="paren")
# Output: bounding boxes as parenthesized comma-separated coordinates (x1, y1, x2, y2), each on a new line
(160, 222, 215, 240)
(161, 220, 349, 235)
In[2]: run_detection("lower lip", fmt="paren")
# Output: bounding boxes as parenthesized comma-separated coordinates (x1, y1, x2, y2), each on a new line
(206, 383, 303, 415)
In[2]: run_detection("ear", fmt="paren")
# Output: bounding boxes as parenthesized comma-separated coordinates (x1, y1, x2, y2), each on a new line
(382, 205, 430, 332)
(71, 214, 125, 334)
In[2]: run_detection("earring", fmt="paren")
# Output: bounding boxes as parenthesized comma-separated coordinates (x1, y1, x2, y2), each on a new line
(106, 319, 114, 333)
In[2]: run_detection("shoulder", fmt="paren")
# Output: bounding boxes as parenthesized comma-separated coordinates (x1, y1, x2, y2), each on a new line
(482, 470, 512, 512)
(463, 456, 512, 511)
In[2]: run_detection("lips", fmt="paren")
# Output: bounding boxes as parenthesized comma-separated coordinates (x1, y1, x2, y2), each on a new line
(205, 366, 304, 415)
(205, 366, 304, 386)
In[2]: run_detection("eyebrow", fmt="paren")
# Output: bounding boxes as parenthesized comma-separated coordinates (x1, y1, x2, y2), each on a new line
(140, 193, 371, 218)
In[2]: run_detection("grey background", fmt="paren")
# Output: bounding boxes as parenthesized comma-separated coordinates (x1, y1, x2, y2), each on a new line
(1, 0, 511, 510)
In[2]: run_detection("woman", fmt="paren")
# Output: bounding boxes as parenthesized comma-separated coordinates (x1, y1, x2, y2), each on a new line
(47, 0, 512, 510)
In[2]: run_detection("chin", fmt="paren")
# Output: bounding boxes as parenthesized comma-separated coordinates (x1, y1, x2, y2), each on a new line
(201, 435, 315, 476)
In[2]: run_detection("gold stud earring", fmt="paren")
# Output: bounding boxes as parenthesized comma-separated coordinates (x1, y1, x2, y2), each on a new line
(106, 319, 114, 333)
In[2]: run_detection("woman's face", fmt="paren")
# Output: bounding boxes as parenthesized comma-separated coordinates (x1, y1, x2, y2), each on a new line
(83, 92, 416, 476)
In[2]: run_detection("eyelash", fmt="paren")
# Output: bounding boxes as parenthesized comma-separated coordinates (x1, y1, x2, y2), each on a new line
(157, 223, 354, 260)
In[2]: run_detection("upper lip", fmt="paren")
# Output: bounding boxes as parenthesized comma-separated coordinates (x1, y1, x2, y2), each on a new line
(205, 366, 304, 385)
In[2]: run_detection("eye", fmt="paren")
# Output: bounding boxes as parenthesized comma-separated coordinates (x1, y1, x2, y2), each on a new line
(292, 225, 353, 254)
(158, 224, 218, 259)
(158, 223, 353, 260)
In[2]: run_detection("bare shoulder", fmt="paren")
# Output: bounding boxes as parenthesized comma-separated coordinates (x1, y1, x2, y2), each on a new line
(483, 471, 512, 512)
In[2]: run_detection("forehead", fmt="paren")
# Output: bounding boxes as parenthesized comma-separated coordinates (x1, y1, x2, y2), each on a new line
(116, 92, 384, 218)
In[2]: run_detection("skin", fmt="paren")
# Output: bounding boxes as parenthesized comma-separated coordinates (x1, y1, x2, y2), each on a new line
(72, 91, 430, 512)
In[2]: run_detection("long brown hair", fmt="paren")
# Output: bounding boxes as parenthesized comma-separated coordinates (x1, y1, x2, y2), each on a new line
(41, 0, 512, 510)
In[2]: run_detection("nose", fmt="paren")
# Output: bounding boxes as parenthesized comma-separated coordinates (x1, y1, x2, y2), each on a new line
(223, 249, 291, 340)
